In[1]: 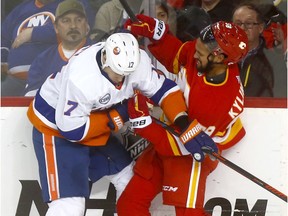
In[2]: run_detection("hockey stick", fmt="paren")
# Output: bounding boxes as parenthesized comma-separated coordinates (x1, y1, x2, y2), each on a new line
(151, 116, 288, 203)
(119, 0, 139, 22)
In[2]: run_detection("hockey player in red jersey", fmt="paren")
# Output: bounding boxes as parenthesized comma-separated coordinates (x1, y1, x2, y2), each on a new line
(117, 17, 249, 215)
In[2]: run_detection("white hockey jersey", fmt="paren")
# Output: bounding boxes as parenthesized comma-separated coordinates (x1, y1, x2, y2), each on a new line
(27, 42, 187, 146)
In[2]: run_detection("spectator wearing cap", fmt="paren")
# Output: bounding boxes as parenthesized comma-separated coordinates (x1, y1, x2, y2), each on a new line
(1, 0, 60, 96)
(25, 0, 92, 96)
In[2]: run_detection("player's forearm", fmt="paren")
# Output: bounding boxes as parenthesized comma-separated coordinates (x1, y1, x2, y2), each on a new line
(148, 33, 182, 72)
(159, 89, 188, 124)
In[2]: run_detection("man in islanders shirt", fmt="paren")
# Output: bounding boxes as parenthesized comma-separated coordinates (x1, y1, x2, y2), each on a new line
(24, 0, 92, 96)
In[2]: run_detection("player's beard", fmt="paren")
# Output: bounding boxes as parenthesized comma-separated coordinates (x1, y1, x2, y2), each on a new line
(196, 59, 214, 74)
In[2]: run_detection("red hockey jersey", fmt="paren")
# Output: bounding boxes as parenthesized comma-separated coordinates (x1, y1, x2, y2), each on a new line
(148, 34, 246, 150)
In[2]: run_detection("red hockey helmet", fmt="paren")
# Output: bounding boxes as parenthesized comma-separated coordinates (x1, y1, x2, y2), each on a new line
(199, 21, 248, 64)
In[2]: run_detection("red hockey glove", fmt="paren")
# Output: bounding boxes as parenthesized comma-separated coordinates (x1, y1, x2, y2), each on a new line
(180, 119, 218, 162)
(128, 93, 152, 129)
(124, 14, 168, 41)
(107, 101, 129, 132)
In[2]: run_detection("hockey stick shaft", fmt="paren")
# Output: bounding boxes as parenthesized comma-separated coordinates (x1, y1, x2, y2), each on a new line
(151, 116, 288, 202)
(119, 0, 139, 22)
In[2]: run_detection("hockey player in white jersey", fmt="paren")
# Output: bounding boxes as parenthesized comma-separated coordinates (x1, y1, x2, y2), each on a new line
(27, 32, 189, 215)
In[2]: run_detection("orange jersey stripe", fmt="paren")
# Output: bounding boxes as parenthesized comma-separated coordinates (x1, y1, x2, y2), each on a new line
(27, 102, 62, 136)
(28, 100, 111, 146)
(216, 118, 246, 150)
(160, 90, 187, 123)
(81, 111, 111, 146)
(43, 134, 59, 200)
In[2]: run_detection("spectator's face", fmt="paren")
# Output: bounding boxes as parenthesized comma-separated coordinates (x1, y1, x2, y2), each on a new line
(233, 6, 264, 49)
(54, 12, 89, 47)
(156, 5, 168, 24)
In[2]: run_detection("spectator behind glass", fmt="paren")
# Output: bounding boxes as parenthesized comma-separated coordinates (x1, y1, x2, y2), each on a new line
(191, 0, 236, 23)
(153, 0, 178, 82)
(87, 0, 110, 15)
(258, 2, 287, 97)
(233, 3, 278, 97)
(259, 3, 287, 53)
(89, 0, 142, 42)
(156, 0, 169, 22)
(155, 0, 177, 36)
(24, 0, 92, 97)
(176, 5, 211, 42)
(1, 0, 61, 96)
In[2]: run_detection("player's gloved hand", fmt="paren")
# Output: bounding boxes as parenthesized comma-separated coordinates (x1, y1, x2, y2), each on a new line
(107, 100, 129, 132)
(180, 119, 218, 162)
(128, 93, 152, 129)
(124, 14, 168, 41)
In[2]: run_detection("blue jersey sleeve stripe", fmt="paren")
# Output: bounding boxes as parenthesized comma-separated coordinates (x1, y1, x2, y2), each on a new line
(58, 124, 86, 142)
(150, 78, 178, 104)
(35, 90, 56, 125)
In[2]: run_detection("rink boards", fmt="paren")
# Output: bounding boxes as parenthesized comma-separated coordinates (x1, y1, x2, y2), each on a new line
(1, 100, 287, 216)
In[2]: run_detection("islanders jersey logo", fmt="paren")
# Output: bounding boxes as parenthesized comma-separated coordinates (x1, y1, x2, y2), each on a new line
(17, 12, 55, 35)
